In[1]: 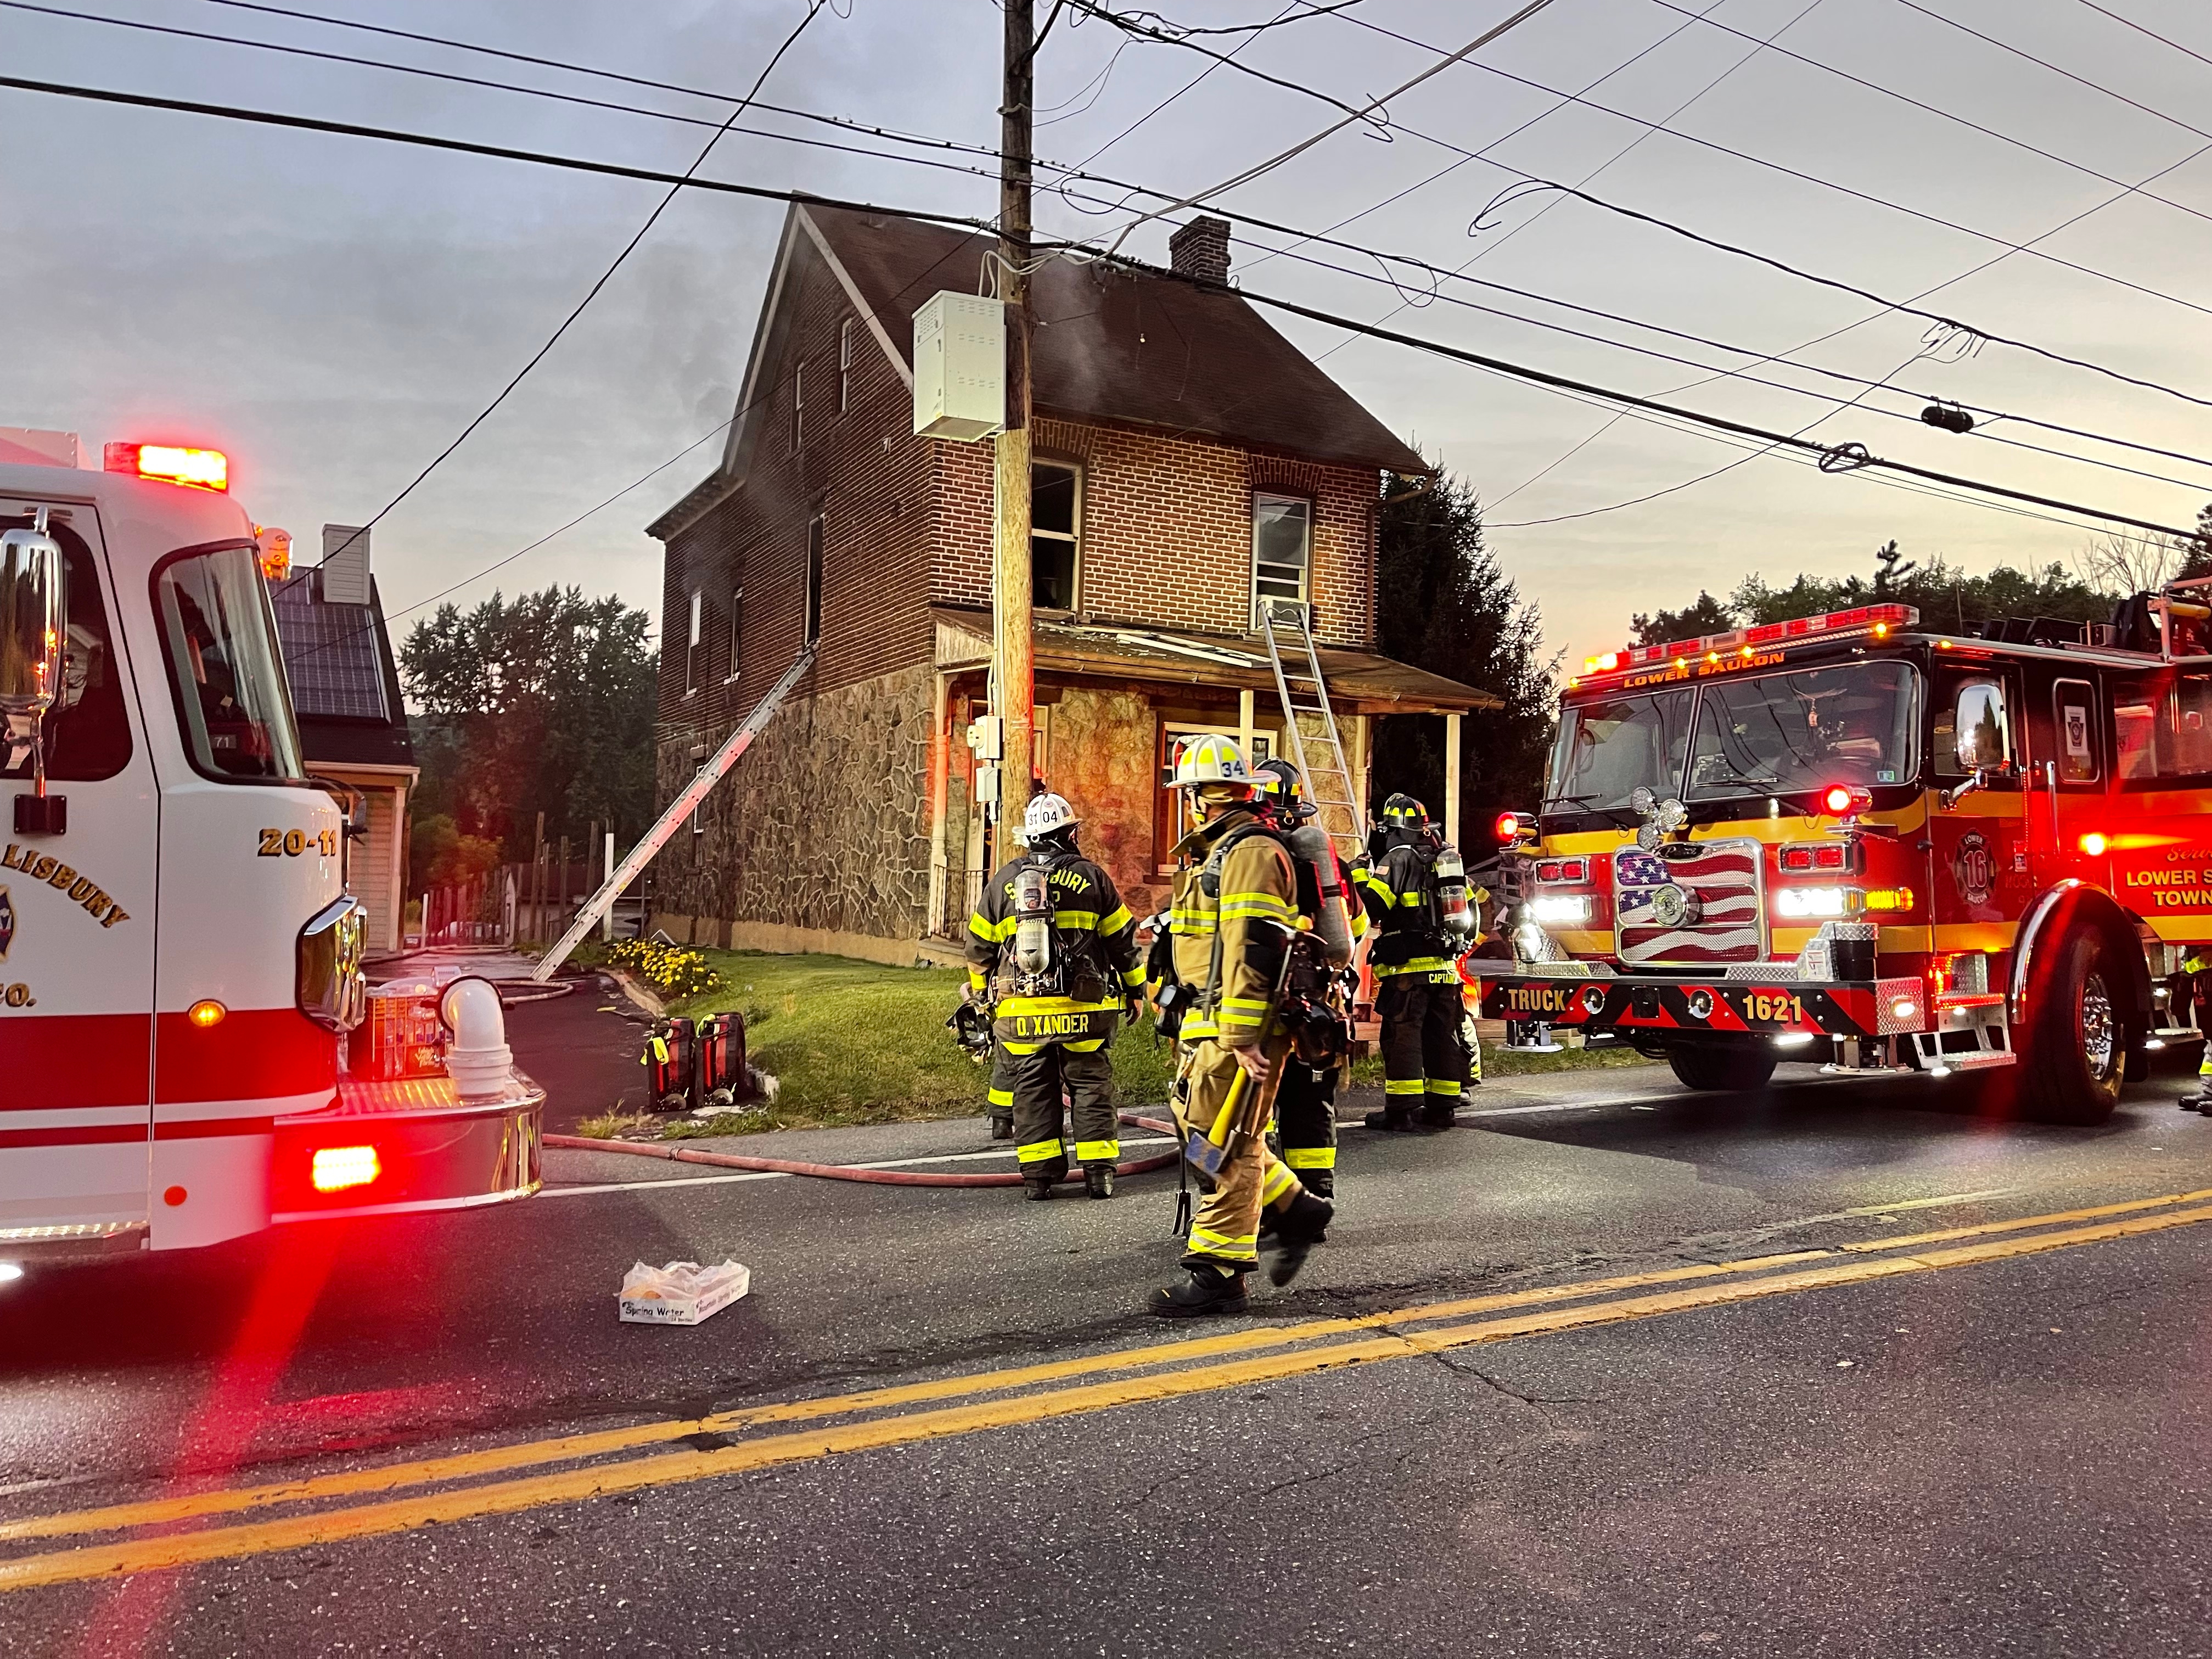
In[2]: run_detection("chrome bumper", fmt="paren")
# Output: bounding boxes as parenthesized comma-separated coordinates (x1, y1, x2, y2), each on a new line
(271, 1069, 544, 1222)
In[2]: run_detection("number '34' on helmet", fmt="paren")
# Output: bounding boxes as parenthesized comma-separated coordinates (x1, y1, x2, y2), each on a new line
(1168, 733, 1253, 789)
(1020, 791, 1080, 844)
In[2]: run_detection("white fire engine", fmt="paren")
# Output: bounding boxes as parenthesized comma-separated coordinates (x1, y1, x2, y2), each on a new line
(1, 434, 541, 1271)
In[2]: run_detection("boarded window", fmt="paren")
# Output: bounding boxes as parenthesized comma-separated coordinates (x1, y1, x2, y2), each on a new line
(804, 517, 824, 646)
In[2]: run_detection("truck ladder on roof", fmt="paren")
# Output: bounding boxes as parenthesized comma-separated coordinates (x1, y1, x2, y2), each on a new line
(532, 644, 817, 982)
(1258, 598, 1365, 857)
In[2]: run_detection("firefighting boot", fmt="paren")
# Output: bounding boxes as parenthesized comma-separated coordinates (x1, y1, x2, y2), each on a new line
(1147, 1263, 1248, 1318)
(1085, 1164, 1116, 1200)
(1265, 1190, 1334, 1287)
(1414, 1107, 1457, 1132)
(1362, 1107, 1420, 1133)
(1023, 1175, 1057, 1201)
(990, 1114, 1014, 1141)
(2181, 1092, 2209, 1114)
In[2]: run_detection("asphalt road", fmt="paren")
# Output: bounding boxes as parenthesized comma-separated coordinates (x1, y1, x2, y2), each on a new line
(4, 1004, 2211, 1657)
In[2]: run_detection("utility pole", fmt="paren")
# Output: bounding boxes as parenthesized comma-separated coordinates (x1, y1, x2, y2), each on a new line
(992, 0, 1036, 861)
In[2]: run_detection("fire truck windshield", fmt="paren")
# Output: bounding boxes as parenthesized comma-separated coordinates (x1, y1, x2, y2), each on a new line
(1546, 662, 1918, 815)
(153, 543, 305, 782)
(1685, 662, 1917, 802)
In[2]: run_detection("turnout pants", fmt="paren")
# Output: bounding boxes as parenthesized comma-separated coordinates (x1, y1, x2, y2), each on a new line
(1274, 1058, 1339, 1198)
(1172, 1036, 1304, 1273)
(1378, 974, 1470, 1122)
(991, 1041, 1119, 1182)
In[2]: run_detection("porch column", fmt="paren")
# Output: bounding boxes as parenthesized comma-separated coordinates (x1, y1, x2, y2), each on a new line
(1238, 687, 1255, 763)
(928, 672, 951, 936)
(1444, 711, 1462, 847)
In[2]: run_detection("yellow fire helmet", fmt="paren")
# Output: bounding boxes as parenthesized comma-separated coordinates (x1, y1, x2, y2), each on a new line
(1169, 733, 1254, 791)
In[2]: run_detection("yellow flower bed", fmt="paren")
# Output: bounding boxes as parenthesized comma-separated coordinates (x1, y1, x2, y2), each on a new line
(605, 938, 723, 1000)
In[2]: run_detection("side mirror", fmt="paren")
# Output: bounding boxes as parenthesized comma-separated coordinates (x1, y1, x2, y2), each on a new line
(1, 511, 65, 723)
(2, 510, 68, 833)
(1953, 680, 2009, 773)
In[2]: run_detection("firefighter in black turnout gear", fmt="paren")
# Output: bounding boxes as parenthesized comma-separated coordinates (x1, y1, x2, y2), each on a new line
(1353, 793, 1479, 1131)
(965, 792, 1146, 1200)
(1252, 758, 1364, 1199)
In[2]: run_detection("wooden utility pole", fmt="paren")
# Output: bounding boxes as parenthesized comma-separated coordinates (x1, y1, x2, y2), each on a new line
(992, 0, 1036, 858)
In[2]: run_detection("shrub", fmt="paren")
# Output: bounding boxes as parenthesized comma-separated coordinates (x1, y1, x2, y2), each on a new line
(604, 938, 723, 1000)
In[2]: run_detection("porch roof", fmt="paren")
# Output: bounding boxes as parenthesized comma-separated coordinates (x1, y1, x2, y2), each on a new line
(930, 606, 1500, 715)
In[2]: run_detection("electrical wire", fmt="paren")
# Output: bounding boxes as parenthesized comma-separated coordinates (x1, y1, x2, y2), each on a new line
(1081, 1, 2212, 399)
(1646, 0, 2212, 233)
(1069, 0, 1304, 167)
(2070, 0, 2212, 75)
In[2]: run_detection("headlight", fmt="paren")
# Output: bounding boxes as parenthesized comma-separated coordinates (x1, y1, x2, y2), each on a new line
(297, 896, 368, 1033)
(1529, 894, 1592, 925)
(1511, 921, 1561, 965)
(1776, 886, 1852, 919)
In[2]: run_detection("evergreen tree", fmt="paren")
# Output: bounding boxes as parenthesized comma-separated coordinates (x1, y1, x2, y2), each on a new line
(1631, 590, 1734, 647)
(1373, 470, 1558, 840)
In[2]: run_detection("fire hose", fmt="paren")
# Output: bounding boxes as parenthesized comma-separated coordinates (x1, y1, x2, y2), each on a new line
(544, 1111, 1183, 1189)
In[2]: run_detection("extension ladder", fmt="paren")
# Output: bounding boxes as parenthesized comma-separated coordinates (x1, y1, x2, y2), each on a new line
(532, 644, 817, 981)
(1258, 598, 1365, 856)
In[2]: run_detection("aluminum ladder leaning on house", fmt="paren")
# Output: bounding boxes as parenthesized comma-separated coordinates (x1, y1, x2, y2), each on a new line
(531, 644, 819, 982)
(1257, 598, 1366, 859)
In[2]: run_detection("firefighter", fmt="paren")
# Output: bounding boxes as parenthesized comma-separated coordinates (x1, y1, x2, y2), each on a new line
(965, 791, 1146, 1199)
(1352, 793, 1476, 1132)
(1252, 757, 1363, 1200)
(1151, 736, 1333, 1316)
(2182, 950, 2212, 1112)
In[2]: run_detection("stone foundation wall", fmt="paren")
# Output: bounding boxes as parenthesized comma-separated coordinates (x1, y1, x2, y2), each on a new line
(652, 663, 933, 947)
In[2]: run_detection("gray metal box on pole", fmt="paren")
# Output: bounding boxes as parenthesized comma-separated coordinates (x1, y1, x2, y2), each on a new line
(912, 292, 1006, 441)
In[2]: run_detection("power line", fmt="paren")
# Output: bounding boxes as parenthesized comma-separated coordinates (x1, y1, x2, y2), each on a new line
(1082, 1, 2212, 396)
(1317, 6, 2212, 325)
(2071, 0, 2212, 75)
(3, 66, 2202, 541)
(1645, 0, 2212, 234)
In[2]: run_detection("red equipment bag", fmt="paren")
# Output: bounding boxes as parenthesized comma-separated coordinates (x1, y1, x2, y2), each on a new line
(642, 1017, 695, 1111)
(695, 1011, 749, 1111)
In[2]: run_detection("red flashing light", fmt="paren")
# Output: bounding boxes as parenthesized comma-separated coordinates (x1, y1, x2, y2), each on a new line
(1576, 604, 1919, 683)
(311, 1145, 381, 1193)
(2079, 832, 2109, 857)
(1820, 783, 1872, 816)
(103, 441, 229, 492)
(1494, 811, 1525, 844)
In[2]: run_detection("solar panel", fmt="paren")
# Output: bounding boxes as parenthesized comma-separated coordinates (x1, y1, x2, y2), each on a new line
(272, 570, 393, 721)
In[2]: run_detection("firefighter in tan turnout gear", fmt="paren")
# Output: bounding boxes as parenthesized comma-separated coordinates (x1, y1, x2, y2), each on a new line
(965, 792, 1146, 1200)
(1151, 736, 1334, 1317)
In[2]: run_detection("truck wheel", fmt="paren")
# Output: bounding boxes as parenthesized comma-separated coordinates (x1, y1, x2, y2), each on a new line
(2020, 927, 2124, 1126)
(1668, 1044, 1778, 1092)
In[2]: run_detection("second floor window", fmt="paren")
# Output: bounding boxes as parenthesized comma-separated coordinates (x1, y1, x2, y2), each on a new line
(1033, 462, 1080, 612)
(685, 589, 703, 695)
(792, 361, 806, 452)
(726, 588, 744, 683)
(804, 516, 824, 646)
(1252, 492, 1311, 620)
(839, 316, 855, 412)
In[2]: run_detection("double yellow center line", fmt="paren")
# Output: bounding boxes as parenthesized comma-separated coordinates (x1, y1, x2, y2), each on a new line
(4, 1185, 2210, 1592)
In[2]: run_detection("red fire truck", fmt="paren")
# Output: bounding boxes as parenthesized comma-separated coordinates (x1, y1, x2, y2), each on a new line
(1476, 597, 2212, 1124)
(2, 434, 541, 1271)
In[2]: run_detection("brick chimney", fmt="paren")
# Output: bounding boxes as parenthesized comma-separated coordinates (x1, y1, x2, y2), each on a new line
(1169, 215, 1231, 285)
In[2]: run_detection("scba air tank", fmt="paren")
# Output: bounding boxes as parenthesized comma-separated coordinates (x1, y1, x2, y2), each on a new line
(1286, 824, 1355, 966)
(1434, 847, 1474, 935)
(1012, 863, 1056, 975)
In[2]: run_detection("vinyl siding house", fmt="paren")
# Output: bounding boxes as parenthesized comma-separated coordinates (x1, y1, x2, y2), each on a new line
(646, 206, 1491, 964)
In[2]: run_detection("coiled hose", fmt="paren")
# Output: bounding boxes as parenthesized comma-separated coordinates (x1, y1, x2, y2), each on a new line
(544, 1111, 1182, 1188)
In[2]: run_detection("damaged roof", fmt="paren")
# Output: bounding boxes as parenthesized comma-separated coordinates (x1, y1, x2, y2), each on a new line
(809, 204, 1428, 474)
(931, 605, 1501, 715)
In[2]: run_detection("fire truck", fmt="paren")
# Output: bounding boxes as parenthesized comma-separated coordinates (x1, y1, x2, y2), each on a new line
(1475, 597, 2212, 1125)
(1, 435, 541, 1270)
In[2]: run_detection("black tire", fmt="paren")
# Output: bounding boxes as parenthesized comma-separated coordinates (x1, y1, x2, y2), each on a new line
(1667, 1044, 1778, 1092)
(2020, 926, 2124, 1126)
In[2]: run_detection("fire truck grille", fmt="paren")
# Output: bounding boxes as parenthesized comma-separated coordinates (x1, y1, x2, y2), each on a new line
(1613, 838, 1765, 965)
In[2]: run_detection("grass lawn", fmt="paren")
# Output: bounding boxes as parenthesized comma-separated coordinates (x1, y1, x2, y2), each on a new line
(579, 946, 1648, 1139)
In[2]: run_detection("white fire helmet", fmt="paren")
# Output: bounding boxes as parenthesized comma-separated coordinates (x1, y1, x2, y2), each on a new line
(1019, 791, 1080, 844)
(1168, 733, 1252, 789)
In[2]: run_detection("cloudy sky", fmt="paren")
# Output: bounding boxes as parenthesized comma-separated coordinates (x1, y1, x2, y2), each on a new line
(5, 0, 2211, 677)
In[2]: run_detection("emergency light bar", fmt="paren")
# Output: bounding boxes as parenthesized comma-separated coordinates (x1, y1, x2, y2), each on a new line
(102, 442, 229, 493)
(1578, 604, 1917, 681)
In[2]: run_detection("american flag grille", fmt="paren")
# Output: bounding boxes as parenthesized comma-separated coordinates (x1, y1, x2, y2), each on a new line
(1614, 839, 1765, 964)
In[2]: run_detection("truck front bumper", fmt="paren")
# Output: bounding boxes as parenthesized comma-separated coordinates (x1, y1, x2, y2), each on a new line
(271, 1070, 544, 1222)
(1478, 971, 1933, 1042)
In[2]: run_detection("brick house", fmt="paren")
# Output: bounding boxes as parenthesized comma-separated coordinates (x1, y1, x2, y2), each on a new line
(645, 205, 1493, 963)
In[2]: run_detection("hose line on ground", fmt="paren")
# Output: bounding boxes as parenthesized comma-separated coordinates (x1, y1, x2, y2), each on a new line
(543, 1111, 1183, 1187)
